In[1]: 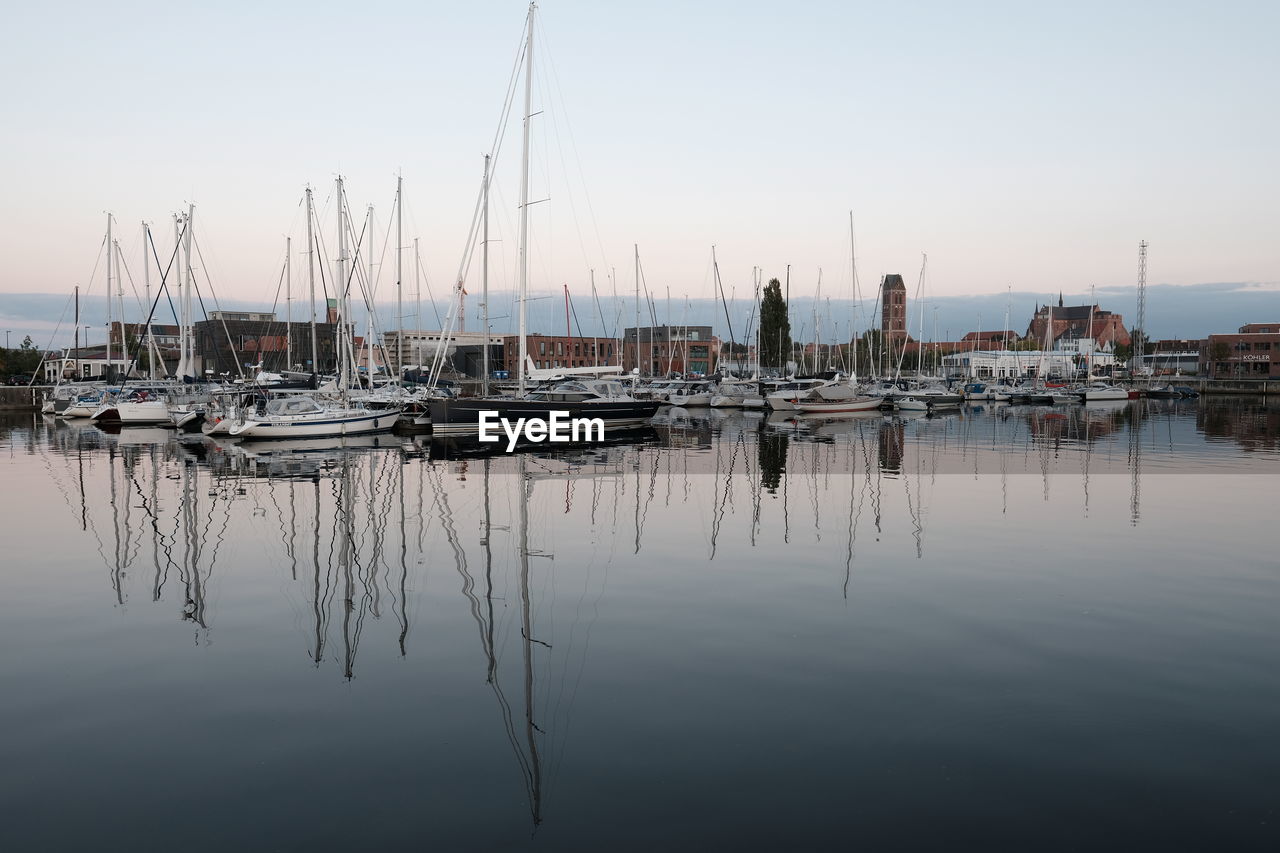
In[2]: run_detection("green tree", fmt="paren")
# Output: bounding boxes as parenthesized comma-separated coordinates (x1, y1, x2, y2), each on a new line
(1114, 341, 1133, 364)
(759, 278, 791, 371)
(5, 336, 41, 376)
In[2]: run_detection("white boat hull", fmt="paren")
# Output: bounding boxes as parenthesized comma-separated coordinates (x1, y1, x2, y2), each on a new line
(1080, 388, 1128, 401)
(91, 400, 174, 425)
(794, 397, 881, 414)
(228, 409, 399, 439)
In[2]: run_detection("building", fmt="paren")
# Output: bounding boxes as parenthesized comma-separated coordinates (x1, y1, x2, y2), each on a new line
(622, 326, 717, 376)
(41, 346, 137, 382)
(1138, 338, 1204, 376)
(1200, 323, 1280, 380)
(194, 314, 341, 376)
(880, 274, 908, 341)
(943, 347, 1116, 379)
(961, 330, 1021, 347)
(1026, 296, 1130, 349)
(509, 334, 622, 375)
(383, 330, 493, 371)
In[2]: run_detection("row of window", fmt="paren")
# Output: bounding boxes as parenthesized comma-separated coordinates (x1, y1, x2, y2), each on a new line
(536, 342, 616, 358)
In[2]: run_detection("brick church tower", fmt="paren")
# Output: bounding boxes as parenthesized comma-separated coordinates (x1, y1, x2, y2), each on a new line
(881, 274, 908, 340)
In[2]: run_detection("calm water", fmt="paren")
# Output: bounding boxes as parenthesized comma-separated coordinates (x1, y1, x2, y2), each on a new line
(1, 399, 1278, 851)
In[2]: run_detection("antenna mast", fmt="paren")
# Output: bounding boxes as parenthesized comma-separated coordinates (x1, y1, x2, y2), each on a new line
(1133, 240, 1148, 374)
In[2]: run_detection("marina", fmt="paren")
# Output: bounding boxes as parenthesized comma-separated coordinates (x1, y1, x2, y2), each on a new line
(1, 396, 1278, 849)
(2, 0, 1278, 849)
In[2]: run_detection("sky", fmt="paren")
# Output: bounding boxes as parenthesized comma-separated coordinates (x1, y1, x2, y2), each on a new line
(2, 0, 1277, 346)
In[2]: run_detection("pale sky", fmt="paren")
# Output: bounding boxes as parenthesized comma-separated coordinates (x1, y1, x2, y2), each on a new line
(2, 0, 1277, 339)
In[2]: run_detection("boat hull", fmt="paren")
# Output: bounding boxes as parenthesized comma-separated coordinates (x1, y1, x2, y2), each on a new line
(228, 409, 399, 439)
(794, 397, 881, 414)
(427, 397, 660, 437)
(91, 401, 174, 425)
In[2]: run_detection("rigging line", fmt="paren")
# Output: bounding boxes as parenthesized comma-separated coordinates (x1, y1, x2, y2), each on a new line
(534, 14, 611, 276)
(191, 233, 246, 379)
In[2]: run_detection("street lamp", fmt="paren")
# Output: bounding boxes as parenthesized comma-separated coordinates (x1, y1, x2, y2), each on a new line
(4, 330, 10, 350)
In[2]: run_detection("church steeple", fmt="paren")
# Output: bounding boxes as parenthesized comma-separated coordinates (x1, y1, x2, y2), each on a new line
(1058, 292, 1064, 308)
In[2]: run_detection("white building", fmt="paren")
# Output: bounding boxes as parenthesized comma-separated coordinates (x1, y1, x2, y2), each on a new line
(383, 330, 492, 369)
(943, 347, 1116, 379)
(41, 347, 138, 382)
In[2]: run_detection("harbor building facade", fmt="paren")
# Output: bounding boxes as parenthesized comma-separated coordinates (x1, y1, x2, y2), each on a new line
(1201, 324, 1280, 379)
(1026, 297, 1130, 349)
(623, 326, 717, 376)
(510, 334, 622, 374)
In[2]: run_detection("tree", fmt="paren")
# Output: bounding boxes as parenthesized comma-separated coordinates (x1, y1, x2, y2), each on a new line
(4, 336, 41, 376)
(759, 278, 791, 372)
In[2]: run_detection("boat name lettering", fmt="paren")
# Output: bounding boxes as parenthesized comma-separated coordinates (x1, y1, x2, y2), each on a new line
(477, 410, 606, 451)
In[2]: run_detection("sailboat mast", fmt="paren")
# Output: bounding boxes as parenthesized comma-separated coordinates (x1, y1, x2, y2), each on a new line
(336, 176, 349, 394)
(849, 211, 858, 382)
(634, 244, 640, 376)
(306, 187, 318, 375)
(184, 204, 195, 380)
(396, 174, 403, 383)
(366, 203, 375, 390)
(516, 2, 536, 396)
(73, 284, 79, 379)
(105, 213, 113, 375)
(286, 235, 292, 372)
(173, 214, 183, 378)
(482, 154, 491, 395)
(143, 221, 154, 379)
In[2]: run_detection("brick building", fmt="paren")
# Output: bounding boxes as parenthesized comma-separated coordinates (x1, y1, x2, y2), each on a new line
(1200, 323, 1280, 379)
(622, 326, 717, 376)
(880, 274, 909, 342)
(195, 311, 341, 376)
(1026, 297, 1130, 349)
(505, 334, 621, 375)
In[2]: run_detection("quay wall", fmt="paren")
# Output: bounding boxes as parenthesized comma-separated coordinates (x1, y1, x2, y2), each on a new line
(1119, 378, 1277, 396)
(0, 386, 44, 410)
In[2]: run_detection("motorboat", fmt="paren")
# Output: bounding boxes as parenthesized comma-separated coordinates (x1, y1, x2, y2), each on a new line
(667, 380, 716, 407)
(428, 378, 661, 437)
(1077, 382, 1129, 402)
(709, 379, 759, 408)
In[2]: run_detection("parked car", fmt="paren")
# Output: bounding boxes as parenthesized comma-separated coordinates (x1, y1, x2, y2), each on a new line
(7, 374, 33, 386)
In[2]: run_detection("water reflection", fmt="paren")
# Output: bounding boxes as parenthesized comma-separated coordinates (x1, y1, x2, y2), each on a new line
(4, 397, 1279, 836)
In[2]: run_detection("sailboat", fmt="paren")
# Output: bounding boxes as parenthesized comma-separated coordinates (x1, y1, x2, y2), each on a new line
(428, 4, 659, 438)
(225, 178, 400, 440)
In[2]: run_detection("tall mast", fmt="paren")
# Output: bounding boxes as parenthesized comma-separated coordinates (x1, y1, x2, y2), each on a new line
(286, 235, 293, 371)
(73, 285, 79, 379)
(116, 237, 127, 376)
(395, 174, 403, 383)
(105, 213, 113, 375)
(183, 204, 195, 380)
(634, 244, 639, 376)
(481, 154, 491, 395)
(516, 2, 536, 396)
(173, 214, 183, 378)
(414, 237, 422, 369)
(336, 176, 348, 395)
(366, 203, 375, 390)
(849, 211, 858, 382)
(305, 187, 318, 375)
(143, 221, 154, 379)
